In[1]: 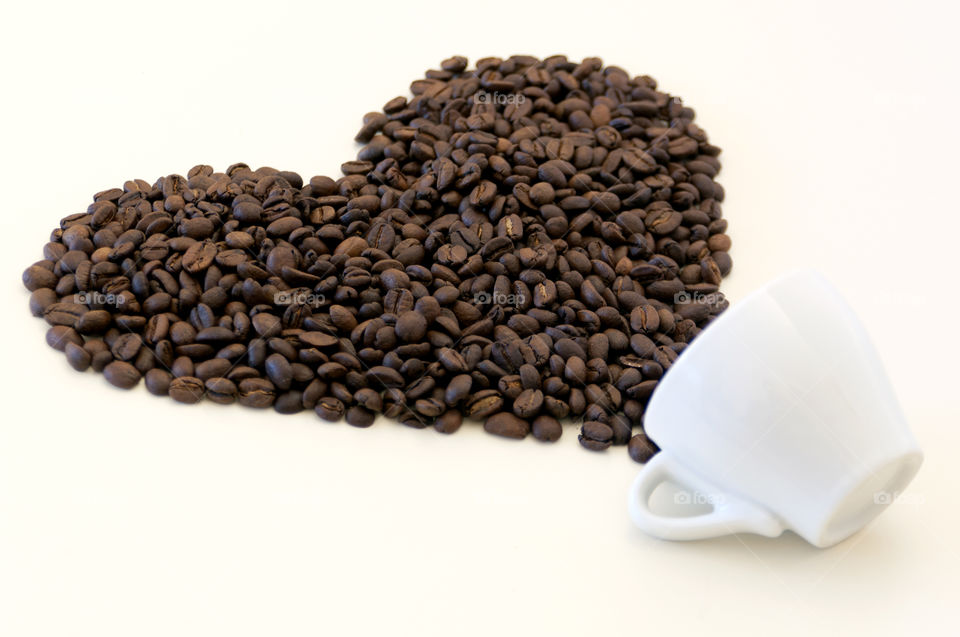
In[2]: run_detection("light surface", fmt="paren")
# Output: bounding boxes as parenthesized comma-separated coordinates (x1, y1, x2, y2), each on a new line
(1, 1, 958, 635)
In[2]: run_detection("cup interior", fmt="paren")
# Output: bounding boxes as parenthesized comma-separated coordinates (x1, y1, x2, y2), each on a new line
(816, 451, 923, 547)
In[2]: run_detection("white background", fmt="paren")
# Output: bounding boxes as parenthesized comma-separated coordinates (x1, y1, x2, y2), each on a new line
(2, 1, 959, 635)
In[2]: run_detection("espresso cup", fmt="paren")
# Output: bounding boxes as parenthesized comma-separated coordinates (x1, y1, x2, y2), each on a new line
(628, 270, 923, 548)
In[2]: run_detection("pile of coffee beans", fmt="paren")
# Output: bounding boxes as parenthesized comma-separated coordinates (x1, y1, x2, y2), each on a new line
(22, 55, 730, 463)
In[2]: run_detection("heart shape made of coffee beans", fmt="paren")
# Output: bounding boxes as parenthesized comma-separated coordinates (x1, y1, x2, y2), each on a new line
(22, 55, 731, 464)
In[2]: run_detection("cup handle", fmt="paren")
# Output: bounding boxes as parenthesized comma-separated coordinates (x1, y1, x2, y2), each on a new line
(628, 451, 784, 541)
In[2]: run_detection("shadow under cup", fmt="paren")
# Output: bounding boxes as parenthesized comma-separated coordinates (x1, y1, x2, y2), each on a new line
(633, 270, 923, 548)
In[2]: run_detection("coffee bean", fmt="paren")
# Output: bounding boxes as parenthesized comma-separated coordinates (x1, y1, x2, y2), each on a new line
(513, 388, 544, 418)
(252, 313, 282, 338)
(609, 413, 632, 445)
(274, 390, 304, 414)
(103, 361, 141, 389)
(299, 331, 338, 348)
(466, 390, 504, 419)
(238, 378, 275, 408)
(76, 310, 112, 334)
(628, 433, 659, 463)
(205, 377, 238, 404)
(579, 421, 613, 451)
(483, 412, 530, 439)
(29, 288, 58, 317)
(437, 348, 468, 373)
(169, 376, 205, 404)
(110, 333, 142, 361)
(434, 410, 463, 434)
(444, 374, 473, 406)
(195, 358, 232, 381)
(265, 353, 293, 391)
(532, 415, 562, 442)
(353, 388, 381, 412)
(22, 265, 58, 291)
(345, 405, 376, 427)
(145, 369, 172, 396)
(46, 326, 83, 351)
(43, 302, 86, 327)
(366, 365, 405, 387)
(414, 397, 445, 418)
(396, 311, 428, 342)
(316, 397, 345, 422)
(630, 304, 660, 334)
(65, 342, 91, 372)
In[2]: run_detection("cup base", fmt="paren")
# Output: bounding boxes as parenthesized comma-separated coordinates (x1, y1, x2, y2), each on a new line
(816, 451, 923, 547)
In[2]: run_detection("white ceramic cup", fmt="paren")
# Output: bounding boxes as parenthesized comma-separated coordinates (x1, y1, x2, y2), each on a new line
(628, 270, 923, 548)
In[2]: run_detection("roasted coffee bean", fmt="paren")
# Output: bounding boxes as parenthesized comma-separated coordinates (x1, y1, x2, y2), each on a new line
(22, 264, 59, 291)
(299, 331, 338, 348)
(628, 433, 659, 463)
(579, 421, 614, 451)
(531, 415, 562, 442)
(43, 302, 86, 327)
(434, 410, 463, 434)
(437, 347, 468, 373)
(64, 342, 92, 372)
(396, 311, 428, 342)
(483, 412, 530, 439)
(353, 388, 382, 412)
(205, 377, 238, 405)
(544, 395, 570, 419)
(144, 369, 172, 396)
(415, 397, 445, 418)
(274, 390, 304, 414)
(653, 345, 678, 369)
(103, 361, 141, 389)
(498, 374, 524, 399)
(466, 390, 504, 419)
(238, 378, 275, 408)
(29, 288, 58, 317)
(195, 358, 232, 381)
(444, 374, 473, 406)
(630, 304, 660, 334)
(609, 413, 632, 445)
(74, 310, 113, 335)
(315, 397, 346, 422)
(265, 353, 293, 390)
(513, 388, 544, 418)
(366, 365, 405, 387)
(252, 313, 282, 338)
(46, 325, 83, 351)
(110, 333, 142, 361)
(345, 405, 376, 427)
(169, 376, 205, 404)
(89, 350, 113, 373)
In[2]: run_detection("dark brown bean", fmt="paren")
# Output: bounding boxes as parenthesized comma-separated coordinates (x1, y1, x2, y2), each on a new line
(483, 412, 530, 439)
(169, 376, 205, 404)
(532, 415, 562, 442)
(103, 361, 141, 389)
